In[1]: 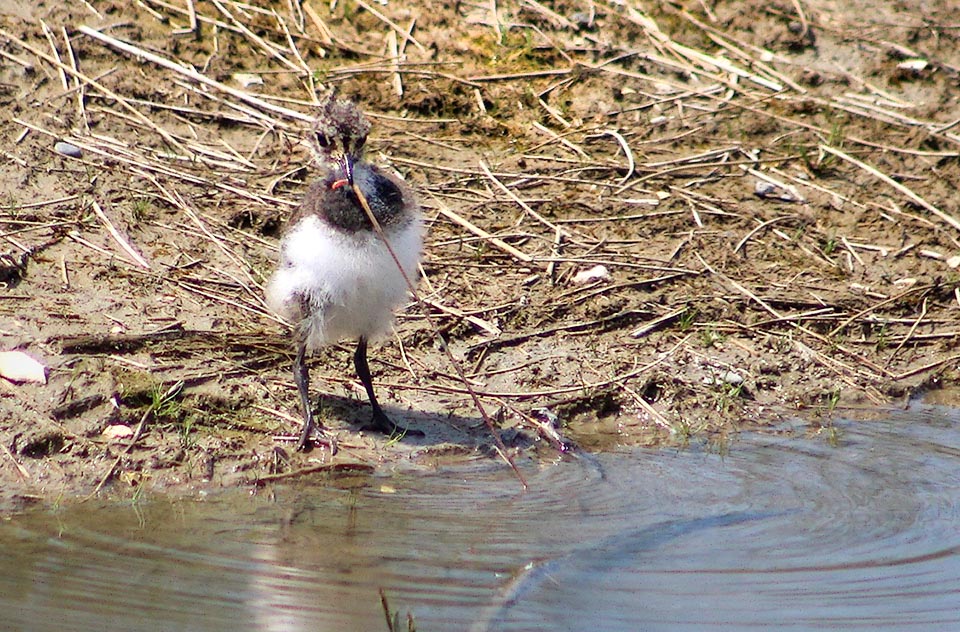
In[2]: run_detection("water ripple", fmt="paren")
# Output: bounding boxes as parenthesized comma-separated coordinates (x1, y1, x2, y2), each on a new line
(0, 402, 958, 630)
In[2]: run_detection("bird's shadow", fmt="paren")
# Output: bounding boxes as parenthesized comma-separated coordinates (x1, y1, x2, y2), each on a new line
(302, 391, 520, 454)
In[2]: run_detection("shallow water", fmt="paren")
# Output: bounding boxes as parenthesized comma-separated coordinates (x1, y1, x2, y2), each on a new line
(2, 402, 959, 631)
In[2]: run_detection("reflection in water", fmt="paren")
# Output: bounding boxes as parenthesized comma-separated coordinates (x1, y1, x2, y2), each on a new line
(1, 402, 959, 631)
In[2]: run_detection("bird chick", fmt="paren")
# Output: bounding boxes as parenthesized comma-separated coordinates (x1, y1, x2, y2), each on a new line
(266, 97, 423, 450)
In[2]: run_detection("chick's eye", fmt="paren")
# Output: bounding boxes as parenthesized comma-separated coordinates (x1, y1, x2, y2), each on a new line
(315, 133, 331, 148)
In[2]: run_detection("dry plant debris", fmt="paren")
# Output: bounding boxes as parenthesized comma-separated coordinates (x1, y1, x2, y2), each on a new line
(2, 0, 960, 499)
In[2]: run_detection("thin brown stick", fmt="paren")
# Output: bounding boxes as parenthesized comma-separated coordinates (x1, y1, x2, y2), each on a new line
(820, 144, 960, 232)
(254, 462, 375, 485)
(427, 190, 540, 266)
(1, 443, 30, 480)
(0, 27, 186, 151)
(77, 25, 312, 124)
(479, 160, 573, 239)
(884, 297, 928, 368)
(828, 286, 928, 337)
(734, 216, 799, 254)
(891, 354, 960, 381)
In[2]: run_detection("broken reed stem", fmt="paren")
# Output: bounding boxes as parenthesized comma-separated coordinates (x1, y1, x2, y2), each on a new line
(426, 190, 540, 266)
(77, 25, 311, 124)
(210, 0, 304, 74)
(354, 0, 426, 53)
(820, 144, 960, 232)
(90, 199, 151, 269)
(0, 26, 186, 151)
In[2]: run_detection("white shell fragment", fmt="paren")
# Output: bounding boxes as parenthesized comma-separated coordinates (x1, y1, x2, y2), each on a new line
(897, 59, 928, 72)
(233, 73, 263, 88)
(0, 350, 48, 384)
(754, 179, 803, 202)
(705, 371, 744, 386)
(572, 264, 611, 285)
(102, 425, 134, 440)
(721, 371, 744, 385)
(54, 141, 82, 158)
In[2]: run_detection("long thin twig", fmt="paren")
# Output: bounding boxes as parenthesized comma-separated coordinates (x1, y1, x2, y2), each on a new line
(0, 27, 186, 150)
(77, 25, 311, 124)
(427, 191, 540, 265)
(820, 144, 960, 232)
(480, 160, 573, 239)
(352, 182, 527, 487)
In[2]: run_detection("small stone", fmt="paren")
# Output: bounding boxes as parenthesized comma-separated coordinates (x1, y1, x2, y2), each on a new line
(721, 371, 744, 386)
(754, 179, 803, 202)
(704, 371, 744, 387)
(54, 141, 82, 158)
(754, 181, 778, 197)
(570, 11, 594, 30)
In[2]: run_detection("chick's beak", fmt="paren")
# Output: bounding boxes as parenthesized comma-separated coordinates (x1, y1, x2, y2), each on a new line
(330, 152, 354, 191)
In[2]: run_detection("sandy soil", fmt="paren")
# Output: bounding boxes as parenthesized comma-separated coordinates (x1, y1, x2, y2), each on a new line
(2, 0, 960, 504)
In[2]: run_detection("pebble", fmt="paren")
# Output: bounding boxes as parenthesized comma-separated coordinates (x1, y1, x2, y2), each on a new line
(896, 59, 928, 72)
(705, 371, 744, 386)
(54, 141, 82, 158)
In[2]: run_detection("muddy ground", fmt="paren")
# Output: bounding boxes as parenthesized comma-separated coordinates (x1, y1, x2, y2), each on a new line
(2, 0, 960, 504)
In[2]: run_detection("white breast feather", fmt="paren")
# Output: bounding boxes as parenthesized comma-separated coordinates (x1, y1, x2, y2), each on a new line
(266, 214, 423, 350)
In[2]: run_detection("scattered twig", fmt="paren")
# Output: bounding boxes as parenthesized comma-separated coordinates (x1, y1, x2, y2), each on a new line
(210, 0, 304, 73)
(77, 25, 312, 124)
(884, 298, 929, 368)
(254, 461, 375, 485)
(426, 190, 540, 266)
(1, 443, 30, 481)
(89, 199, 151, 269)
(734, 216, 799, 254)
(479, 160, 573, 239)
(354, 0, 426, 53)
(820, 144, 960, 232)
(0, 26, 187, 150)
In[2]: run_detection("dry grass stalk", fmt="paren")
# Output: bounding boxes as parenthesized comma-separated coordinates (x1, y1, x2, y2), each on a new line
(820, 144, 960, 232)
